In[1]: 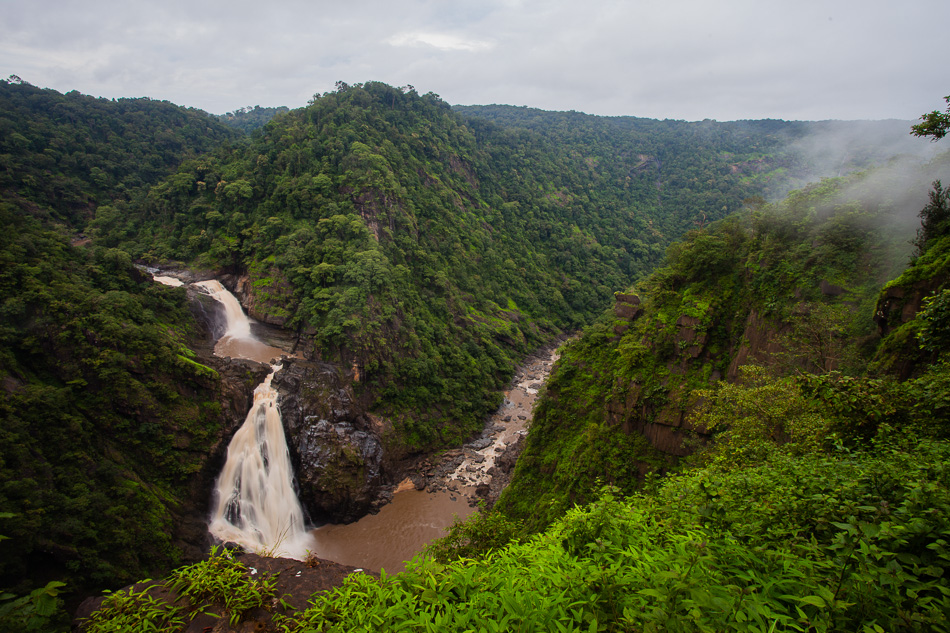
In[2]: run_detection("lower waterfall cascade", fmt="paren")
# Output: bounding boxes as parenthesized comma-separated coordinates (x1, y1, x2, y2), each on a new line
(194, 280, 314, 559)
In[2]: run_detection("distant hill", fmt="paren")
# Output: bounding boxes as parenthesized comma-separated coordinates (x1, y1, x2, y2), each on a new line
(96, 81, 924, 454)
(0, 78, 240, 228)
(216, 105, 290, 133)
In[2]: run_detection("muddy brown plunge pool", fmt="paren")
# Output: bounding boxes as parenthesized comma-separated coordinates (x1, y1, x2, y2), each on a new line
(310, 488, 475, 574)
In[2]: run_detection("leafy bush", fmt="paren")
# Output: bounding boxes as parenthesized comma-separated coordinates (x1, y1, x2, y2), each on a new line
(0, 580, 68, 633)
(81, 547, 281, 632)
(424, 501, 523, 563)
(167, 546, 280, 627)
(273, 435, 950, 633)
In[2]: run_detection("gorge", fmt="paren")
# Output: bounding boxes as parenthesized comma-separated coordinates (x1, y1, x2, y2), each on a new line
(177, 275, 552, 573)
(1, 79, 948, 632)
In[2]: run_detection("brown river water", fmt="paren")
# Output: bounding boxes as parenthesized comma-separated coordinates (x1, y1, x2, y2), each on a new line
(312, 349, 558, 573)
(155, 273, 557, 572)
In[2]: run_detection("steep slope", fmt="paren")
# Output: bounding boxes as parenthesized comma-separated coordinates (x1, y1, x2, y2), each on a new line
(0, 82, 248, 599)
(498, 156, 950, 529)
(101, 81, 894, 454)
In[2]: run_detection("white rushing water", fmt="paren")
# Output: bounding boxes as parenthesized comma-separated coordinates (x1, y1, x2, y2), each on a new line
(193, 280, 287, 364)
(196, 280, 314, 559)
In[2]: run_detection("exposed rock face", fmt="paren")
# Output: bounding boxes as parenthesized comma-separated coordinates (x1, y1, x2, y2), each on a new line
(726, 309, 788, 380)
(220, 269, 298, 328)
(874, 280, 941, 336)
(273, 360, 390, 524)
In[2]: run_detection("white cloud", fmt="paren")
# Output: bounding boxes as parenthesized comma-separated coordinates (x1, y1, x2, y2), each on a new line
(387, 32, 494, 52)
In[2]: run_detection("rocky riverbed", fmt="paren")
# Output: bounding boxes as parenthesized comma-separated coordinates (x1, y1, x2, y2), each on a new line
(407, 343, 560, 505)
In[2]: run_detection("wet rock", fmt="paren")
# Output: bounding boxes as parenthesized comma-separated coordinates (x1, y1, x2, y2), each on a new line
(466, 438, 493, 451)
(274, 360, 387, 524)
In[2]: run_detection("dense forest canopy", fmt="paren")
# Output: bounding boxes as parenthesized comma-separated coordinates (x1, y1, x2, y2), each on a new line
(496, 158, 950, 529)
(2, 77, 948, 630)
(77, 152, 950, 633)
(0, 78, 240, 229)
(0, 79, 247, 602)
(93, 80, 929, 452)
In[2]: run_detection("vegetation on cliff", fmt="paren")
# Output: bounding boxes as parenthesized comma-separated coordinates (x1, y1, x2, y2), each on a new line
(497, 156, 950, 529)
(0, 79, 243, 601)
(94, 81, 918, 454)
(3, 76, 947, 630)
(0, 205, 228, 600)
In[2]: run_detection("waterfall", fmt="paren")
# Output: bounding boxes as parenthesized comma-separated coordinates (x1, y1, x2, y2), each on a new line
(194, 279, 252, 339)
(196, 280, 314, 559)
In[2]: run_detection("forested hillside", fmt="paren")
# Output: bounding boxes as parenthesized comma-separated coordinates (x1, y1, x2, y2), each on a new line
(94, 81, 889, 452)
(497, 153, 950, 529)
(0, 77, 239, 228)
(2, 77, 945, 630)
(0, 78, 247, 606)
(77, 155, 950, 633)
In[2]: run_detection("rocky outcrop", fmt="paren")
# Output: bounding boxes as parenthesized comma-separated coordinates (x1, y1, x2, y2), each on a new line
(612, 293, 642, 336)
(874, 280, 942, 336)
(221, 269, 298, 328)
(726, 309, 789, 381)
(273, 360, 391, 524)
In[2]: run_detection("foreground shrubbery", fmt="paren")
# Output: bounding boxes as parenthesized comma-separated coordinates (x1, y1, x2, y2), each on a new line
(73, 440, 950, 631)
(272, 433, 948, 633)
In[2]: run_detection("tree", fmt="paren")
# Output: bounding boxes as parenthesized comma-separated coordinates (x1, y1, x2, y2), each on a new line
(912, 180, 950, 256)
(911, 94, 950, 140)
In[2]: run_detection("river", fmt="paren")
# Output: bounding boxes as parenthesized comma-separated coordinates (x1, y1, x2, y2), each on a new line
(310, 348, 558, 573)
(155, 272, 557, 572)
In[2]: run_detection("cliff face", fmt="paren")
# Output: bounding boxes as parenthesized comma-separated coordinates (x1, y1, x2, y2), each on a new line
(500, 169, 936, 528)
(872, 235, 950, 377)
(185, 279, 400, 529)
(273, 359, 394, 524)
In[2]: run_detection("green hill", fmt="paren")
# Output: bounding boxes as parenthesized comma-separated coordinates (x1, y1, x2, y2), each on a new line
(497, 153, 950, 530)
(97, 81, 912, 453)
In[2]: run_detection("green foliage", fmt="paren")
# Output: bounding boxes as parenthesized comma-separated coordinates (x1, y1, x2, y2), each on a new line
(82, 547, 280, 632)
(167, 547, 279, 627)
(217, 105, 290, 132)
(917, 288, 950, 354)
(80, 585, 187, 633)
(912, 180, 950, 257)
(107, 82, 899, 452)
(912, 94, 950, 141)
(0, 79, 238, 228)
(0, 207, 223, 597)
(267, 436, 950, 632)
(690, 366, 829, 468)
(424, 501, 523, 563)
(0, 581, 69, 633)
(501, 165, 945, 528)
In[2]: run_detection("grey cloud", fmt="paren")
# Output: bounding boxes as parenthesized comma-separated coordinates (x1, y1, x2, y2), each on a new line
(1, 0, 947, 120)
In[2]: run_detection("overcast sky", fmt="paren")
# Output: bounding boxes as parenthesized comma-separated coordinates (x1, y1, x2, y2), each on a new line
(2, 0, 948, 122)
